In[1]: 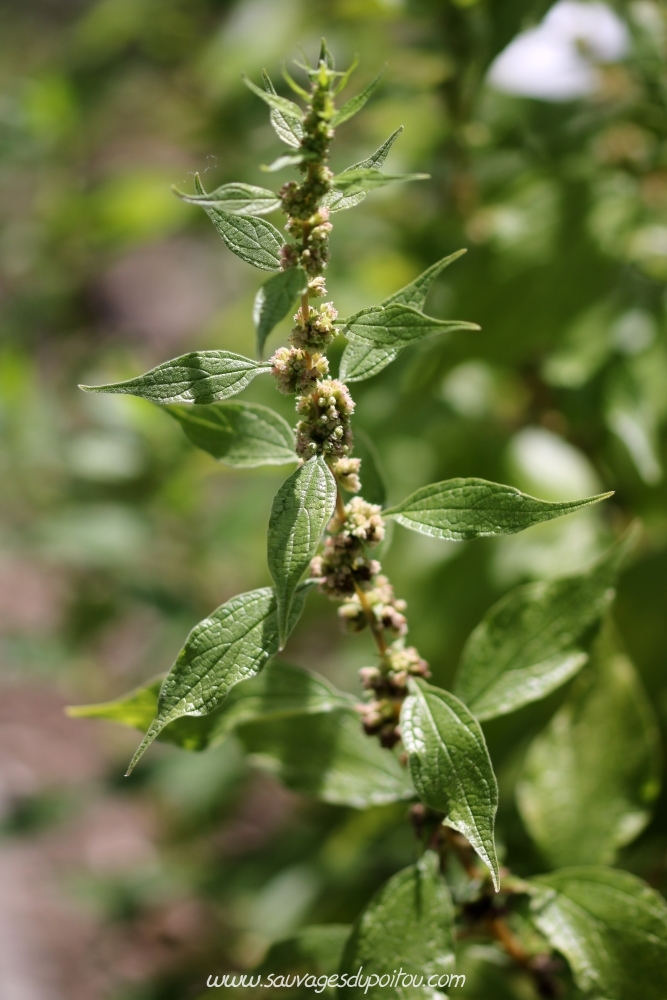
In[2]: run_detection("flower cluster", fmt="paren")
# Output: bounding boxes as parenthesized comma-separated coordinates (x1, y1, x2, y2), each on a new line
(357, 643, 431, 748)
(338, 575, 407, 636)
(270, 346, 329, 395)
(290, 300, 338, 351)
(295, 378, 354, 458)
(331, 456, 361, 493)
(310, 498, 384, 598)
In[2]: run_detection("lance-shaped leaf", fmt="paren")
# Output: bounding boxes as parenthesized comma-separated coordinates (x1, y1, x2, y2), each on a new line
(263, 70, 304, 147)
(175, 181, 280, 216)
(239, 707, 414, 808)
(268, 457, 337, 647)
(331, 167, 429, 193)
(194, 174, 284, 271)
(80, 351, 271, 405)
(454, 533, 632, 720)
(324, 126, 404, 213)
(331, 70, 383, 127)
(125, 584, 313, 774)
(516, 625, 661, 868)
(339, 250, 469, 382)
(68, 660, 353, 752)
(166, 401, 297, 468)
(528, 867, 667, 999)
(384, 477, 613, 542)
(341, 302, 479, 350)
(339, 852, 455, 998)
(254, 266, 308, 357)
(261, 152, 313, 172)
(243, 72, 304, 120)
(401, 679, 500, 890)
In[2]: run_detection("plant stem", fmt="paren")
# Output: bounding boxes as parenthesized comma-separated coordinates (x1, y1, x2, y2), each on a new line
(354, 580, 388, 655)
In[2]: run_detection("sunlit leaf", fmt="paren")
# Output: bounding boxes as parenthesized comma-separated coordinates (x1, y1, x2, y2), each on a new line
(340, 302, 478, 350)
(243, 73, 304, 120)
(263, 71, 304, 148)
(166, 401, 297, 467)
(324, 126, 404, 213)
(331, 70, 383, 127)
(194, 174, 284, 270)
(175, 181, 280, 216)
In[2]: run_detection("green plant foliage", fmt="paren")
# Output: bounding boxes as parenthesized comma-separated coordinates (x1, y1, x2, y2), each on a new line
(338, 851, 455, 997)
(330, 70, 383, 127)
(125, 583, 314, 773)
(330, 168, 429, 193)
(263, 70, 304, 147)
(254, 266, 309, 357)
(517, 626, 661, 867)
(528, 867, 667, 999)
(192, 174, 284, 270)
(324, 126, 404, 213)
(339, 302, 479, 350)
(384, 478, 612, 541)
(401, 679, 499, 890)
(260, 924, 352, 982)
(166, 401, 297, 467)
(454, 533, 632, 720)
(242, 73, 304, 121)
(174, 181, 281, 215)
(267, 457, 337, 647)
(80, 351, 271, 404)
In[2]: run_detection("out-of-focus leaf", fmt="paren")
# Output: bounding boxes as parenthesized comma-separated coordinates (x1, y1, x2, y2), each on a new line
(324, 127, 404, 213)
(516, 625, 661, 867)
(351, 427, 387, 505)
(263, 70, 304, 148)
(175, 181, 280, 215)
(254, 266, 308, 358)
(166, 401, 297, 467)
(262, 152, 312, 172)
(340, 302, 478, 350)
(125, 584, 313, 773)
(68, 660, 353, 752)
(80, 351, 271, 405)
(338, 851, 455, 997)
(401, 679, 499, 890)
(331, 168, 429, 193)
(528, 867, 667, 999)
(239, 708, 414, 808)
(384, 477, 612, 541)
(268, 457, 337, 647)
(243, 73, 304, 120)
(454, 533, 632, 720)
(194, 174, 284, 270)
(260, 924, 352, 981)
(330, 71, 383, 127)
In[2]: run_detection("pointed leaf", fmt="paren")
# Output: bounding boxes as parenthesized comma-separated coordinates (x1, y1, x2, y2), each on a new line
(401, 679, 500, 890)
(68, 660, 353, 752)
(261, 152, 312, 172)
(80, 351, 271, 405)
(528, 867, 667, 1000)
(384, 477, 613, 542)
(254, 267, 309, 357)
(263, 71, 304, 148)
(194, 174, 284, 270)
(339, 851, 455, 998)
(268, 456, 337, 647)
(175, 181, 280, 216)
(166, 401, 297, 467)
(243, 73, 304, 120)
(341, 302, 479, 350)
(517, 625, 661, 867)
(454, 533, 632, 720)
(331, 168, 429, 192)
(383, 249, 468, 309)
(323, 126, 404, 213)
(125, 583, 313, 773)
(330, 70, 383, 127)
(239, 708, 414, 807)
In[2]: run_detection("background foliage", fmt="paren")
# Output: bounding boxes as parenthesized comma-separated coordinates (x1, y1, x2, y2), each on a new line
(2, 1, 667, 997)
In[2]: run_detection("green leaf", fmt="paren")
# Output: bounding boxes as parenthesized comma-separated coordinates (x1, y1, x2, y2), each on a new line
(80, 351, 271, 405)
(528, 867, 667, 999)
(263, 71, 304, 148)
(262, 152, 312, 172)
(351, 427, 387, 506)
(516, 624, 661, 867)
(243, 72, 304, 121)
(323, 126, 404, 213)
(331, 168, 429, 193)
(166, 401, 297, 468)
(194, 174, 284, 271)
(174, 181, 280, 216)
(400, 679, 500, 890)
(453, 533, 631, 720)
(268, 457, 337, 647)
(239, 708, 414, 808)
(341, 302, 479, 350)
(260, 924, 352, 982)
(68, 660, 353, 752)
(338, 851, 455, 997)
(339, 251, 469, 382)
(384, 477, 613, 542)
(330, 70, 383, 127)
(125, 584, 313, 774)
(254, 266, 308, 358)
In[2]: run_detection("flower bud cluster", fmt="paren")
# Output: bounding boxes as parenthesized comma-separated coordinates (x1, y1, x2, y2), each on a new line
(310, 498, 384, 599)
(331, 456, 361, 493)
(357, 643, 431, 748)
(290, 300, 338, 351)
(295, 378, 354, 458)
(270, 346, 329, 395)
(338, 575, 407, 636)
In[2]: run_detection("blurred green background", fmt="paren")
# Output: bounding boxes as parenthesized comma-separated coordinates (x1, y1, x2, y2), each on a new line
(2, 1, 667, 997)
